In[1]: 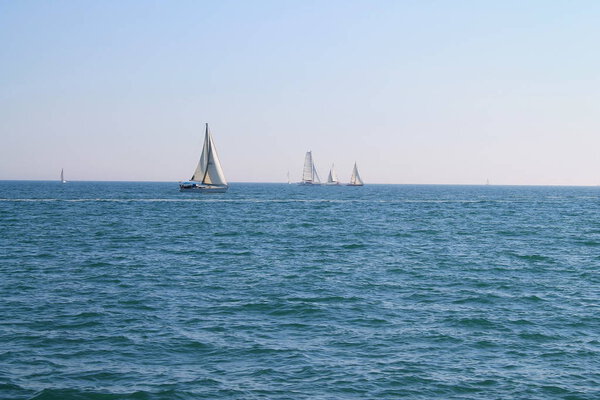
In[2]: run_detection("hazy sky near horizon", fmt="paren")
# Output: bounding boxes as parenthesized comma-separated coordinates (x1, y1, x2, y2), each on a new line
(1, 0, 599, 185)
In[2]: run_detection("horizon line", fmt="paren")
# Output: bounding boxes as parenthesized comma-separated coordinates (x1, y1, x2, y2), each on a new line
(0, 179, 599, 188)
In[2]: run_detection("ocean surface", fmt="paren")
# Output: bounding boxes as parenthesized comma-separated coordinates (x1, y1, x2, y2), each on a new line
(1, 181, 599, 400)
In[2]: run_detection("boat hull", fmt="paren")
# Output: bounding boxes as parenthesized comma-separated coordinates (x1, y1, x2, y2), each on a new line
(346, 184, 364, 186)
(179, 183, 228, 193)
(298, 182, 322, 186)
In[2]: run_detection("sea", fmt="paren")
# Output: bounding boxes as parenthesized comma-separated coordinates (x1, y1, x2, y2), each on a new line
(1, 181, 599, 400)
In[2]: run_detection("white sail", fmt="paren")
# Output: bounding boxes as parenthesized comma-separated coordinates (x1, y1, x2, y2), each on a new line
(349, 162, 364, 185)
(191, 124, 227, 186)
(302, 151, 314, 183)
(312, 163, 321, 184)
(60, 169, 66, 183)
(300, 151, 322, 184)
(327, 164, 339, 184)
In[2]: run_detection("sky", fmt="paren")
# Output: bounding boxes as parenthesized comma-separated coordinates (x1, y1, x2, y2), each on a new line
(1, 0, 599, 185)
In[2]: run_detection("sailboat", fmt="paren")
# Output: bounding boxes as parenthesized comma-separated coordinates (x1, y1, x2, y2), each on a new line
(179, 123, 228, 193)
(298, 151, 321, 185)
(60, 169, 67, 184)
(347, 162, 364, 186)
(326, 164, 340, 185)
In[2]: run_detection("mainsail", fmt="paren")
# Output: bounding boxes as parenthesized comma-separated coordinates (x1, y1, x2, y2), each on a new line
(302, 151, 314, 183)
(301, 151, 320, 184)
(327, 164, 339, 184)
(349, 162, 364, 186)
(191, 124, 227, 186)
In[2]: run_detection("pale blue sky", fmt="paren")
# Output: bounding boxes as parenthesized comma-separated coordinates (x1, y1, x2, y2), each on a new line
(1, 1, 599, 184)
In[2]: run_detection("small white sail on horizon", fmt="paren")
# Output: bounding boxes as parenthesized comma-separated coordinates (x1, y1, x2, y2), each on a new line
(299, 151, 321, 185)
(60, 168, 66, 184)
(326, 164, 340, 185)
(347, 162, 364, 186)
(180, 124, 228, 192)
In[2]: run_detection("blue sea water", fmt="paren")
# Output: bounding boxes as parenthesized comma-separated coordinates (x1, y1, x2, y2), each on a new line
(1, 181, 599, 400)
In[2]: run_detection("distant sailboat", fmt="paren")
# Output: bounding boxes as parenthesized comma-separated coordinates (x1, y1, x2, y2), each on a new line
(299, 151, 321, 185)
(60, 169, 67, 184)
(326, 164, 340, 185)
(347, 162, 364, 186)
(179, 124, 228, 193)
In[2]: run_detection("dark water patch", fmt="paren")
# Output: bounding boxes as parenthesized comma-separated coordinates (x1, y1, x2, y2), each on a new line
(212, 231, 240, 237)
(575, 240, 600, 247)
(452, 294, 502, 305)
(209, 250, 253, 256)
(285, 295, 360, 304)
(518, 332, 558, 341)
(497, 230, 526, 236)
(539, 385, 572, 395)
(341, 243, 366, 249)
(451, 317, 499, 329)
(346, 317, 390, 326)
(0, 382, 29, 400)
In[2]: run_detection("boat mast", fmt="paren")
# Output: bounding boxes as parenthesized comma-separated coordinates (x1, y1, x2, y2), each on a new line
(201, 123, 212, 184)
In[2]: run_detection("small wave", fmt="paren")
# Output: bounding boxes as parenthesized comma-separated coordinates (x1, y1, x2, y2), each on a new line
(390, 232, 412, 237)
(508, 318, 534, 325)
(520, 294, 545, 302)
(508, 252, 556, 263)
(452, 317, 497, 329)
(54, 320, 102, 329)
(413, 229, 439, 235)
(285, 295, 360, 303)
(452, 295, 500, 305)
